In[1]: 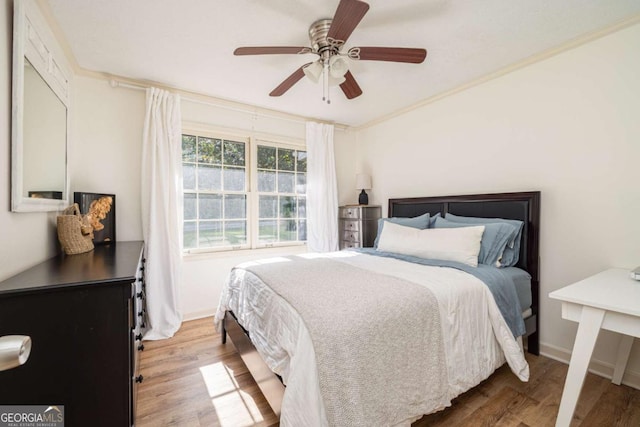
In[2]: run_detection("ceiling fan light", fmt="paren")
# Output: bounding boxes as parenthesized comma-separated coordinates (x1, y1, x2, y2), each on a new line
(303, 61, 323, 83)
(329, 55, 349, 78)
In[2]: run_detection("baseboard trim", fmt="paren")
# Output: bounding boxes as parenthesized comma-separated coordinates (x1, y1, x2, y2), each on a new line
(183, 309, 216, 322)
(540, 341, 640, 390)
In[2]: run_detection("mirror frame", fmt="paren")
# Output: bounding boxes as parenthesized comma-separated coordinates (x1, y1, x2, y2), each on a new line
(11, 0, 72, 212)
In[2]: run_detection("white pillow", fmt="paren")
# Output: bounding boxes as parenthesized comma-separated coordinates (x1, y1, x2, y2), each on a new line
(376, 221, 485, 267)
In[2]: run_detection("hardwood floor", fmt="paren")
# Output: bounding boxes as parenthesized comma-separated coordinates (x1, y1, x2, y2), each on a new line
(136, 317, 640, 427)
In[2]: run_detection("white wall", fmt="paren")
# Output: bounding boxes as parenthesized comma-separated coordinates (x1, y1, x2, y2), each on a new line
(354, 23, 640, 385)
(0, 0, 60, 282)
(70, 76, 145, 242)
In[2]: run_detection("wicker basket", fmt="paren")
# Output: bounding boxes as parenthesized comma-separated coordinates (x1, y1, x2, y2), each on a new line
(57, 204, 94, 255)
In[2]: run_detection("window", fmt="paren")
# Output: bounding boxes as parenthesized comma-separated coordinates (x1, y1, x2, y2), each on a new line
(182, 132, 306, 252)
(256, 145, 307, 245)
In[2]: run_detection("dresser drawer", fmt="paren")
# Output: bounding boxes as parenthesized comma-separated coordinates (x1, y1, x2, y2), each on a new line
(340, 207, 360, 219)
(343, 230, 359, 242)
(342, 219, 360, 232)
(342, 241, 361, 249)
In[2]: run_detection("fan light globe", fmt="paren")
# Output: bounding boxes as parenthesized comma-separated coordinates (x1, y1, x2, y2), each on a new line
(329, 56, 349, 78)
(303, 61, 323, 83)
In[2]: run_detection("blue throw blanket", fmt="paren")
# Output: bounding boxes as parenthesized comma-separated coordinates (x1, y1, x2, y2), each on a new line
(352, 248, 526, 337)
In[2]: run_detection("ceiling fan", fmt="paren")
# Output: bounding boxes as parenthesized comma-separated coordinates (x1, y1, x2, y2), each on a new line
(234, 0, 427, 103)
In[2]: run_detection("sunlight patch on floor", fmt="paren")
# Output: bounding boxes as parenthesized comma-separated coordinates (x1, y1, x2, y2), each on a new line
(199, 362, 265, 427)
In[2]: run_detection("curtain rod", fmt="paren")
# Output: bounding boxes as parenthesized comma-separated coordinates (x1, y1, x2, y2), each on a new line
(109, 79, 347, 129)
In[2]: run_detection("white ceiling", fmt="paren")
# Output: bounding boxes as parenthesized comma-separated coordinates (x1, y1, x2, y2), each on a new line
(47, 0, 640, 127)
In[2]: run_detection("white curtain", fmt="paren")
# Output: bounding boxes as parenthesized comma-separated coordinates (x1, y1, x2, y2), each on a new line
(306, 122, 339, 252)
(141, 87, 183, 340)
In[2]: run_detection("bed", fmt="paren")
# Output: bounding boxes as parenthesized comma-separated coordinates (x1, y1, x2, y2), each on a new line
(214, 191, 540, 426)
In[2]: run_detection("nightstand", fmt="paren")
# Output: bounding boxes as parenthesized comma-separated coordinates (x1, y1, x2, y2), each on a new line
(339, 205, 381, 249)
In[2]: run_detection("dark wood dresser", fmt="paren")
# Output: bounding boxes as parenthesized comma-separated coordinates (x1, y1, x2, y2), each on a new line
(0, 241, 146, 427)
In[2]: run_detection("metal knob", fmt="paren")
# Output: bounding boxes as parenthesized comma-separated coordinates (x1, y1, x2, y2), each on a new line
(135, 375, 144, 383)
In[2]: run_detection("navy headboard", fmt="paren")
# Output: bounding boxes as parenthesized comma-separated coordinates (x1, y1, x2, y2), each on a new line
(388, 191, 541, 353)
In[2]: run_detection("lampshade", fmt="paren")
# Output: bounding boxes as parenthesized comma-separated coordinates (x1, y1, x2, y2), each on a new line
(356, 173, 372, 190)
(303, 61, 323, 83)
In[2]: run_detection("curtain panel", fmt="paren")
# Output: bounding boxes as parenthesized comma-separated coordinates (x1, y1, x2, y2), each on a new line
(141, 87, 183, 340)
(306, 122, 339, 252)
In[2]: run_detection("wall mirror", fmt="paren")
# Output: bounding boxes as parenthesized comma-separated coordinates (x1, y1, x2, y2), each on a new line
(12, 0, 71, 212)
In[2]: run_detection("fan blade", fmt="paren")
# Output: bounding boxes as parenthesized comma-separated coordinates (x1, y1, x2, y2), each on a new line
(269, 63, 311, 97)
(327, 0, 370, 44)
(353, 47, 427, 63)
(234, 46, 311, 55)
(339, 71, 362, 99)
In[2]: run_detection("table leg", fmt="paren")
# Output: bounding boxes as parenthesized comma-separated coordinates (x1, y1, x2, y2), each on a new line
(612, 335, 634, 385)
(555, 306, 605, 427)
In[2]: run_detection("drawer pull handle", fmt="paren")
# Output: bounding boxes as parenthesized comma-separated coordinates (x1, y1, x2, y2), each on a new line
(135, 375, 144, 383)
(135, 333, 143, 341)
(138, 344, 145, 351)
(136, 292, 144, 298)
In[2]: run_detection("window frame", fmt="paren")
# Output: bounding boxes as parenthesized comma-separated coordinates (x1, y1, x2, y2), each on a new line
(182, 124, 306, 254)
(251, 139, 307, 249)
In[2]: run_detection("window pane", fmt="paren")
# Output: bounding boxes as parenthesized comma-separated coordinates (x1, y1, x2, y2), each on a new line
(278, 148, 295, 171)
(258, 170, 276, 192)
(277, 172, 295, 193)
(258, 220, 277, 243)
(182, 135, 196, 162)
(279, 196, 296, 218)
(199, 194, 222, 220)
(225, 220, 247, 245)
(223, 140, 245, 166)
(259, 195, 277, 218)
(257, 145, 276, 169)
(198, 165, 221, 191)
(184, 193, 197, 220)
(297, 196, 306, 218)
(198, 137, 222, 164)
(279, 220, 297, 241)
(296, 173, 306, 194)
(224, 194, 246, 219)
(298, 220, 307, 241)
(199, 221, 223, 247)
(184, 222, 197, 248)
(223, 166, 245, 191)
(183, 163, 196, 189)
(296, 151, 307, 172)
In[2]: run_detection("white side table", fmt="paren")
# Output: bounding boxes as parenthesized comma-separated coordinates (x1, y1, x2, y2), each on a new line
(549, 268, 640, 427)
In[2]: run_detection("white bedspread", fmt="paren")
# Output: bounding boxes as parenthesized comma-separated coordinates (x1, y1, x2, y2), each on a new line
(214, 251, 529, 427)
